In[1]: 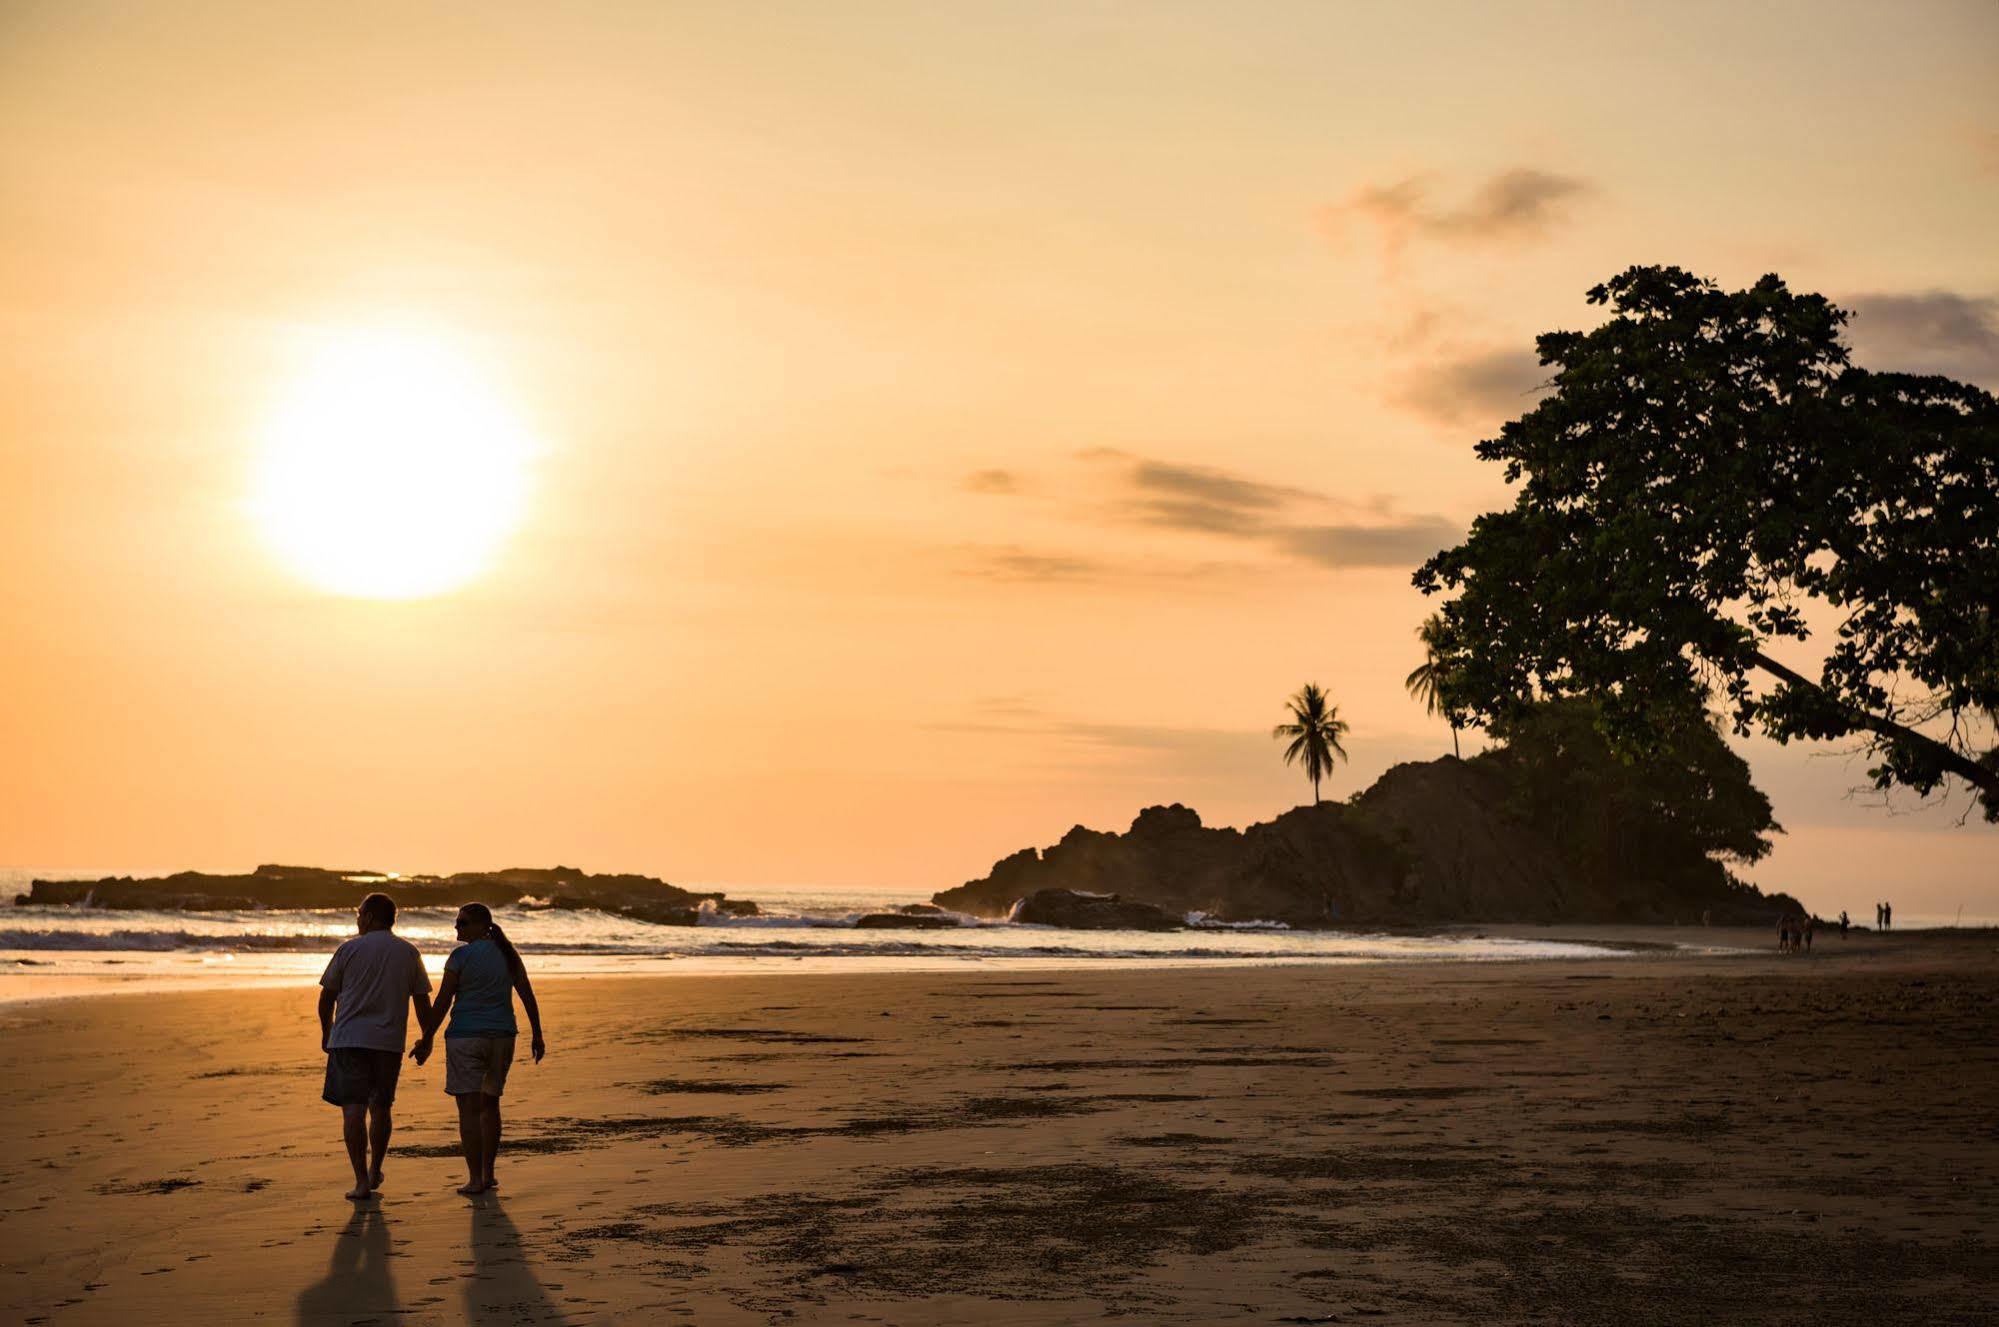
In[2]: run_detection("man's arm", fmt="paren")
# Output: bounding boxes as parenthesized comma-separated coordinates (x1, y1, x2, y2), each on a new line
(411, 989, 434, 1038)
(318, 987, 336, 1052)
(514, 969, 546, 1063)
(411, 970, 458, 1063)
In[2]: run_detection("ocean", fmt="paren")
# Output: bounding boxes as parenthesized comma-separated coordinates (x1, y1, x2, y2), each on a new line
(2, 866, 1704, 998)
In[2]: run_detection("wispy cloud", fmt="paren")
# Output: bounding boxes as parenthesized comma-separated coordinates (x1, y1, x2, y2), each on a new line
(931, 702, 1272, 772)
(1844, 290, 1999, 387)
(954, 453, 1458, 578)
(1325, 168, 1593, 258)
(1392, 348, 1549, 429)
(1085, 452, 1459, 570)
(957, 545, 1108, 583)
(1276, 517, 1461, 569)
(963, 468, 1023, 495)
(1129, 460, 1317, 510)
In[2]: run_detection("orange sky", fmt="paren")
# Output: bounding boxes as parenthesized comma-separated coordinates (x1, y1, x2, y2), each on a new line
(3, 2, 1995, 918)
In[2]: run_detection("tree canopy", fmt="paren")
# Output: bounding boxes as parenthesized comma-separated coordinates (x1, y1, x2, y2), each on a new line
(1405, 613, 1461, 758)
(1415, 266, 1999, 819)
(1272, 682, 1349, 805)
(1485, 698, 1778, 896)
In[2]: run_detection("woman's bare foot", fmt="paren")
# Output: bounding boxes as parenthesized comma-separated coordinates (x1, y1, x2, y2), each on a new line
(456, 1180, 488, 1195)
(345, 1183, 373, 1201)
(368, 1168, 385, 1192)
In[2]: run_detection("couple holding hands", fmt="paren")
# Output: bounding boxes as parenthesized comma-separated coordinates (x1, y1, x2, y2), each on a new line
(316, 893, 546, 1199)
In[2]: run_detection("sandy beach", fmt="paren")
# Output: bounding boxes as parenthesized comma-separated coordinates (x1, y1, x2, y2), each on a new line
(2, 929, 1993, 1325)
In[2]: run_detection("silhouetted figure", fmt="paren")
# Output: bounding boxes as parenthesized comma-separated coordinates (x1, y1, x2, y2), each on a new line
(1884, 901, 1892, 930)
(1875, 901, 1884, 929)
(1777, 916, 1792, 954)
(319, 892, 432, 1200)
(1803, 915, 1814, 953)
(412, 902, 547, 1196)
(1839, 910, 1850, 938)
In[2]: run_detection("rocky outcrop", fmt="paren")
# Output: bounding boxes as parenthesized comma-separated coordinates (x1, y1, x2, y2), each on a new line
(1008, 888, 1184, 931)
(934, 757, 1800, 928)
(853, 912, 963, 929)
(18, 863, 752, 925)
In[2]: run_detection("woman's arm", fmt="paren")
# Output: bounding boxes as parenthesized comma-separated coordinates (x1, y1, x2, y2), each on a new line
(411, 969, 459, 1061)
(513, 968, 546, 1062)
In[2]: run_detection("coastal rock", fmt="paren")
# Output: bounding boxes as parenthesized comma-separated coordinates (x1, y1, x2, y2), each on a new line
(1009, 888, 1183, 931)
(21, 863, 752, 924)
(935, 756, 1802, 928)
(853, 912, 963, 929)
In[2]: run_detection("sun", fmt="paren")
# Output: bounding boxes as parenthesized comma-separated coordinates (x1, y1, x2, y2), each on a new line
(249, 325, 537, 600)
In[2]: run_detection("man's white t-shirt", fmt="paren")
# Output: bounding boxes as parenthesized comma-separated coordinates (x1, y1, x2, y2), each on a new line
(320, 929, 431, 1052)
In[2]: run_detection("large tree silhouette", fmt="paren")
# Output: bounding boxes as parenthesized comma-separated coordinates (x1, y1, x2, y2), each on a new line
(1415, 266, 1999, 818)
(1272, 682, 1349, 804)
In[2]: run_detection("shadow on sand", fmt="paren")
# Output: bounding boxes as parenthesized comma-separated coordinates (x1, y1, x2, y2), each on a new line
(466, 1195, 573, 1324)
(294, 1205, 399, 1325)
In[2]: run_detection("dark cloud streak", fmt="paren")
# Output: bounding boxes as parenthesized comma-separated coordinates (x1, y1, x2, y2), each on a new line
(1277, 518, 1459, 570)
(963, 468, 1023, 495)
(1329, 167, 1593, 255)
(1394, 348, 1549, 429)
(1844, 291, 1999, 387)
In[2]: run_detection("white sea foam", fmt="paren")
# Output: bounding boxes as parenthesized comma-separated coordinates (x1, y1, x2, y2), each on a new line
(0, 868, 1631, 992)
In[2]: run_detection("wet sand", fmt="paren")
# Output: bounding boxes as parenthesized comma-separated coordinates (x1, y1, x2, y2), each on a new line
(1, 928, 1993, 1325)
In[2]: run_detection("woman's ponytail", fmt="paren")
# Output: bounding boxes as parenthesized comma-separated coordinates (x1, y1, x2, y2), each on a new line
(487, 920, 528, 984)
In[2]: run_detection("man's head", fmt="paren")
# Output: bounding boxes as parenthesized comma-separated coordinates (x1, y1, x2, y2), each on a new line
(357, 892, 397, 933)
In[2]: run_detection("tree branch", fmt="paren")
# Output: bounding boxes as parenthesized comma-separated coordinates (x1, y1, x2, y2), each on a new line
(1749, 649, 1999, 805)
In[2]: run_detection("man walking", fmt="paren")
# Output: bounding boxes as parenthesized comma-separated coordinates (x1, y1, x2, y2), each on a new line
(319, 892, 433, 1200)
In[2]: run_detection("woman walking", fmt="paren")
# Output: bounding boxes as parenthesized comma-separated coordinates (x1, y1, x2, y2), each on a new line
(412, 903, 546, 1195)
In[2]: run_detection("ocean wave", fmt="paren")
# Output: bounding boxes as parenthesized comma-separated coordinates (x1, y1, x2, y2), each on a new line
(1183, 912, 1292, 930)
(0, 929, 329, 953)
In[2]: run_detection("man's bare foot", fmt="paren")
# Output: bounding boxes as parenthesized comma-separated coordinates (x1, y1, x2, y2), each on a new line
(368, 1168, 385, 1192)
(482, 1175, 498, 1190)
(345, 1183, 372, 1201)
(456, 1180, 487, 1195)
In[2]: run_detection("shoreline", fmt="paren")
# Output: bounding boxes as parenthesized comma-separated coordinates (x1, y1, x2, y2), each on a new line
(0, 922, 1791, 1008)
(12, 921, 1986, 1008)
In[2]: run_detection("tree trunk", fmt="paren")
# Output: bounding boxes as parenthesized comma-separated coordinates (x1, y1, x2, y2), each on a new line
(1312, 774, 1320, 804)
(1450, 723, 1461, 759)
(1749, 649, 1999, 806)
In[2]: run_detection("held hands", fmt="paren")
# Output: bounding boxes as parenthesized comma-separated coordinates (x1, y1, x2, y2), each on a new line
(409, 1037, 433, 1066)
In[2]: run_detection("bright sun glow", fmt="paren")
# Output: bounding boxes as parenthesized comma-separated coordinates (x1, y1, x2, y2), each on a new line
(249, 326, 537, 600)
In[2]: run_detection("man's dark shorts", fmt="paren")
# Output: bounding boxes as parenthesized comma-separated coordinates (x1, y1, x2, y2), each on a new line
(322, 1048, 403, 1107)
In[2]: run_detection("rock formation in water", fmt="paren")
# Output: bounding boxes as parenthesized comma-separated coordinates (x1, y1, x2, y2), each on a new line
(852, 912, 963, 929)
(18, 864, 753, 926)
(1008, 888, 1185, 931)
(934, 755, 1801, 928)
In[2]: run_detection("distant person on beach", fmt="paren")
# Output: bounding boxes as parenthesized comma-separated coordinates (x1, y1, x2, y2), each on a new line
(319, 891, 433, 1201)
(1803, 915, 1814, 953)
(1883, 901, 1892, 930)
(411, 903, 546, 1196)
(1777, 916, 1792, 954)
(1875, 901, 1884, 929)
(1839, 910, 1850, 938)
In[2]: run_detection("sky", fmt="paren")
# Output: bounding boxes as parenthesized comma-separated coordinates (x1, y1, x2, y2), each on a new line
(3, 1, 1995, 919)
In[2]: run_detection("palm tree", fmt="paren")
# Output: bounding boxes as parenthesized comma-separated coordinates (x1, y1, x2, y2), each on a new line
(1405, 614, 1461, 758)
(1272, 682, 1349, 804)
